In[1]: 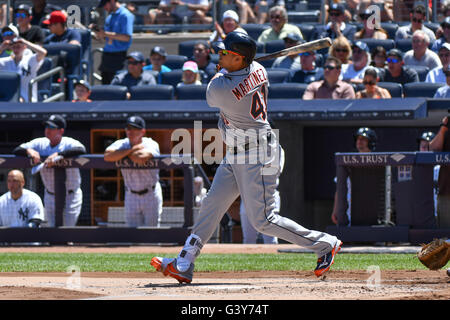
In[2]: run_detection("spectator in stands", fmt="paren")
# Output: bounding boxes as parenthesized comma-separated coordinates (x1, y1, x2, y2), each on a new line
(271, 33, 302, 74)
(210, 10, 247, 44)
(0, 37, 46, 102)
(403, 30, 442, 70)
(111, 51, 157, 94)
(143, 46, 171, 84)
(355, 67, 391, 99)
(0, 170, 44, 228)
(72, 80, 92, 102)
(0, 24, 21, 58)
(14, 114, 86, 227)
(433, 65, 450, 98)
(322, 0, 353, 22)
(378, 48, 419, 84)
(341, 40, 371, 84)
(395, 3, 436, 42)
(126, 2, 150, 25)
(191, 40, 216, 82)
(257, 6, 303, 44)
(16, 4, 45, 45)
(0, 3, 9, 29)
(328, 36, 353, 65)
(432, 16, 450, 53)
(30, 0, 63, 26)
(354, 8, 388, 40)
(429, 114, 450, 228)
(303, 56, 356, 100)
(313, 3, 356, 42)
(370, 46, 387, 69)
(213, 0, 257, 25)
(177, 60, 202, 87)
(426, 43, 450, 84)
(291, 50, 324, 84)
(253, 0, 284, 24)
(91, 0, 134, 85)
(42, 11, 81, 46)
(149, 0, 212, 25)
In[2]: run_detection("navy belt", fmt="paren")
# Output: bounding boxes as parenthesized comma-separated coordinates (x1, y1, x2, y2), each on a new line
(46, 189, 74, 195)
(128, 185, 155, 195)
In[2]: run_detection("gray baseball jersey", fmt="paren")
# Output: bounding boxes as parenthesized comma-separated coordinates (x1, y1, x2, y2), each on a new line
(0, 189, 44, 227)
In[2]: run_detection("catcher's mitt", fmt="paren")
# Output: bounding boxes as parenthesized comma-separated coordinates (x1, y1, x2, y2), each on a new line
(417, 238, 450, 270)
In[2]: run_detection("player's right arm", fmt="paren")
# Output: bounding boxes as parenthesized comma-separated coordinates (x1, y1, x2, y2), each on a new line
(13, 145, 41, 165)
(104, 140, 144, 162)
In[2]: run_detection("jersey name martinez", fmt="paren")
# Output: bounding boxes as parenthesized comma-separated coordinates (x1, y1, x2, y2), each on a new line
(231, 68, 267, 101)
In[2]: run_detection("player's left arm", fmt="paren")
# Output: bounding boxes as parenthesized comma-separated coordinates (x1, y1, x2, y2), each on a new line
(129, 141, 160, 164)
(27, 194, 45, 228)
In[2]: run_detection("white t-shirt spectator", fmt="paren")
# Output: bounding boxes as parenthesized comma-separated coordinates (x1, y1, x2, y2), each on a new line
(0, 53, 43, 102)
(340, 63, 369, 81)
(425, 66, 446, 84)
(403, 49, 442, 71)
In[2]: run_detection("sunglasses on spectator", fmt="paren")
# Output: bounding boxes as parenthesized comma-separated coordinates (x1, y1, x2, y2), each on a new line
(299, 52, 312, 56)
(324, 65, 338, 71)
(363, 80, 376, 85)
(387, 57, 400, 63)
(2, 31, 14, 37)
(15, 13, 28, 18)
(128, 60, 141, 65)
(412, 17, 423, 23)
(270, 15, 282, 20)
(219, 49, 243, 57)
(335, 48, 349, 53)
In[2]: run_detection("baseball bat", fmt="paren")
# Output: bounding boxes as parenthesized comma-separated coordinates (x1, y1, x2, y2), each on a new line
(255, 37, 332, 61)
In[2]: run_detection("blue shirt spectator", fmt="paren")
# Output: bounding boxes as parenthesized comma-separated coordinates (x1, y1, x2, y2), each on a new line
(103, 2, 134, 53)
(433, 65, 450, 98)
(143, 46, 171, 84)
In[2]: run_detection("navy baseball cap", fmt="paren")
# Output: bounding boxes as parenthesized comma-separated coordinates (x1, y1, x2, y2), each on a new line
(126, 116, 146, 129)
(329, 3, 345, 13)
(151, 46, 167, 57)
(74, 79, 91, 91)
(283, 33, 303, 43)
(127, 51, 145, 62)
(15, 4, 32, 15)
(352, 41, 369, 53)
(387, 48, 404, 60)
(44, 114, 66, 129)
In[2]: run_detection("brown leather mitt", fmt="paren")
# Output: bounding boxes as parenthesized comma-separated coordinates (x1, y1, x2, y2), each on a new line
(417, 238, 450, 270)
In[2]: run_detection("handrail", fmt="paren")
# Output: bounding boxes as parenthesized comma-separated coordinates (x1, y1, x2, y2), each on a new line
(29, 66, 65, 103)
(91, 48, 104, 85)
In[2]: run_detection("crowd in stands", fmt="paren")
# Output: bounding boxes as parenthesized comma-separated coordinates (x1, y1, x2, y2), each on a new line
(1, 1, 450, 102)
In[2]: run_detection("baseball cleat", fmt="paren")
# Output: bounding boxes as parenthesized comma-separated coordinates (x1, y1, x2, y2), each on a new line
(150, 257, 194, 284)
(314, 240, 343, 277)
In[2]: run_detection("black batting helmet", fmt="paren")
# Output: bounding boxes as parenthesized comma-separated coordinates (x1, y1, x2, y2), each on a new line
(417, 131, 436, 143)
(222, 31, 256, 65)
(354, 127, 377, 151)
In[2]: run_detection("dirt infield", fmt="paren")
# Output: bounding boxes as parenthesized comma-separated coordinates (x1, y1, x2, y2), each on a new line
(0, 244, 449, 300)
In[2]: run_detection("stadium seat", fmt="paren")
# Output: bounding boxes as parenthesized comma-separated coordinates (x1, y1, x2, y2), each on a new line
(265, 40, 285, 53)
(298, 24, 316, 42)
(266, 68, 291, 83)
(241, 24, 271, 41)
(380, 22, 398, 40)
(359, 39, 395, 53)
(165, 55, 188, 70)
(0, 71, 20, 102)
(405, 65, 429, 82)
(178, 40, 198, 57)
(424, 22, 440, 34)
(89, 85, 128, 100)
(161, 69, 183, 87)
(377, 82, 403, 98)
(402, 82, 444, 98)
(287, 10, 320, 24)
(268, 82, 308, 99)
(129, 84, 174, 100)
(79, 29, 92, 80)
(254, 53, 276, 68)
(256, 41, 265, 53)
(175, 84, 207, 100)
(395, 39, 412, 53)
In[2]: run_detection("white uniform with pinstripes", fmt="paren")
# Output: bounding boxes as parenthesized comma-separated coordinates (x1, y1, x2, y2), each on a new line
(19, 137, 84, 227)
(193, 61, 339, 257)
(0, 189, 45, 226)
(105, 137, 163, 227)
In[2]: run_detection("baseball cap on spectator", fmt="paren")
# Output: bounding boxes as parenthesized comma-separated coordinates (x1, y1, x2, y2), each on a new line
(74, 79, 91, 91)
(127, 51, 145, 62)
(222, 10, 239, 23)
(441, 16, 450, 28)
(151, 46, 167, 57)
(283, 33, 303, 43)
(126, 116, 146, 129)
(387, 48, 404, 61)
(44, 114, 66, 129)
(328, 3, 345, 13)
(352, 41, 369, 53)
(15, 4, 32, 15)
(182, 61, 199, 73)
(43, 11, 67, 25)
(2, 24, 19, 37)
(439, 42, 450, 52)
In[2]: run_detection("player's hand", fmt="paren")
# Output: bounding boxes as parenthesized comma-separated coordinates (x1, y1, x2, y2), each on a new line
(44, 152, 60, 168)
(0, 39, 12, 51)
(442, 116, 449, 127)
(27, 149, 41, 165)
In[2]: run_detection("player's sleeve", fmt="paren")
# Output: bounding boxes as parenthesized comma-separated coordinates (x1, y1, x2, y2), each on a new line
(28, 193, 45, 222)
(105, 139, 126, 152)
(59, 139, 86, 157)
(206, 75, 229, 108)
(14, 138, 42, 154)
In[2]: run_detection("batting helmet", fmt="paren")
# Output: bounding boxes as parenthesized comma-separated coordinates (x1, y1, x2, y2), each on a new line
(222, 31, 256, 65)
(354, 127, 377, 151)
(417, 131, 436, 143)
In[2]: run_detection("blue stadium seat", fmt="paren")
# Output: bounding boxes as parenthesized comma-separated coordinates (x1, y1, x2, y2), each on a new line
(0, 72, 20, 102)
(405, 65, 429, 82)
(359, 39, 395, 53)
(254, 53, 276, 68)
(36, 57, 53, 99)
(129, 84, 174, 100)
(161, 69, 183, 87)
(241, 24, 270, 41)
(380, 22, 398, 40)
(256, 41, 265, 53)
(265, 40, 285, 53)
(395, 39, 412, 53)
(178, 40, 197, 57)
(268, 82, 308, 99)
(403, 82, 444, 98)
(288, 11, 320, 24)
(298, 24, 316, 42)
(424, 22, 440, 34)
(175, 84, 207, 100)
(266, 68, 291, 83)
(165, 55, 188, 70)
(377, 82, 403, 98)
(79, 29, 92, 80)
(89, 85, 128, 100)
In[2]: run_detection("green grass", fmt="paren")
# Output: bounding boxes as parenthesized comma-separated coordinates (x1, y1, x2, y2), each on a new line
(0, 253, 427, 273)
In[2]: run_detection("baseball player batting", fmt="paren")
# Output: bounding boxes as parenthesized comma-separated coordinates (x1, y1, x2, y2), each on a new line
(151, 32, 342, 283)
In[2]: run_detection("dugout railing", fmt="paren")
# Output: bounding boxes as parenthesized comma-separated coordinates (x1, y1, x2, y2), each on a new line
(0, 154, 199, 245)
(326, 151, 450, 245)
